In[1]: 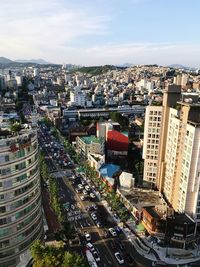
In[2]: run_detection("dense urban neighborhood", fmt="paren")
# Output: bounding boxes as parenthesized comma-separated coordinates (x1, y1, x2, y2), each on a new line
(1, 62, 200, 267)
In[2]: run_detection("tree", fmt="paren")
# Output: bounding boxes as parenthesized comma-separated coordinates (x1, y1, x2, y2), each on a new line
(42, 116, 52, 127)
(10, 123, 21, 133)
(109, 112, 129, 128)
(62, 252, 89, 267)
(31, 241, 88, 267)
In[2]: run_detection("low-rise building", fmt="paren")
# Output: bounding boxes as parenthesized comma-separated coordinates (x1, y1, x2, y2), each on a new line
(117, 187, 163, 221)
(76, 135, 105, 158)
(87, 153, 105, 171)
(119, 172, 135, 189)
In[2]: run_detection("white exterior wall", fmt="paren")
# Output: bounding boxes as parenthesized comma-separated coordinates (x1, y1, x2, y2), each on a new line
(143, 105, 163, 184)
(160, 107, 200, 222)
(163, 108, 179, 201)
(16, 76, 22, 86)
(70, 91, 86, 107)
(184, 127, 200, 221)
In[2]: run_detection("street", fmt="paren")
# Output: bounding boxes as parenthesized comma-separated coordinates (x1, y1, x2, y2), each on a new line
(38, 123, 154, 267)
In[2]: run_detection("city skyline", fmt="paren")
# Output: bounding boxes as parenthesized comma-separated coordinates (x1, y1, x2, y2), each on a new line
(1, 0, 200, 66)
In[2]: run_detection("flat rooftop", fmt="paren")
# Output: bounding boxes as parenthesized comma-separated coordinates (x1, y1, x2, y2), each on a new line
(144, 206, 163, 219)
(99, 163, 120, 178)
(81, 135, 104, 144)
(119, 187, 163, 210)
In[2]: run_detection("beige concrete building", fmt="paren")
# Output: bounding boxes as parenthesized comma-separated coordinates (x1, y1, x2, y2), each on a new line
(76, 135, 105, 159)
(143, 105, 162, 184)
(87, 153, 105, 171)
(144, 84, 200, 222)
(0, 129, 43, 267)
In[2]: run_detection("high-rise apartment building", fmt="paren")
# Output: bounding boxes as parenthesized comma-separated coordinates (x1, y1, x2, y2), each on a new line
(0, 129, 43, 267)
(143, 84, 200, 223)
(142, 105, 162, 184)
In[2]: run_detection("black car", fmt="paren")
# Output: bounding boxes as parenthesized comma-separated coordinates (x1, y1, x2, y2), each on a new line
(108, 240, 117, 250)
(125, 253, 134, 265)
(116, 240, 125, 251)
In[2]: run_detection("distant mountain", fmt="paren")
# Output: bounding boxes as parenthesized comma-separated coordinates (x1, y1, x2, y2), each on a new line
(15, 58, 52, 64)
(0, 57, 13, 63)
(116, 63, 134, 68)
(168, 64, 195, 70)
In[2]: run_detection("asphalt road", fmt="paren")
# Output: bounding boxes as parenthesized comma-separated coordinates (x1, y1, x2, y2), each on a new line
(38, 124, 196, 267)
(39, 126, 134, 267)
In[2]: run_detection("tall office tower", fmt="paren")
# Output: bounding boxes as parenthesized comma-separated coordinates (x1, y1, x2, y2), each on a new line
(154, 84, 200, 222)
(0, 128, 43, 267)
(142, 105, 163, 184)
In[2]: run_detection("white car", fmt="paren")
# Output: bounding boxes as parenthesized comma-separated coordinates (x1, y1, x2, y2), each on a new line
(80, 195, 85, 200)
(84, 231, 91, 241)
(78, 184, 84, 189)
(85, 185, 90, 191)
(91, 213, 97, 221)
(109, 228, 117, 237)
(93, 251, 100, 262)
(90, 193, 95, 199)
(83, 189, 88, 195)
(114, 252, 124, 264)
(86, 242, 95, 252)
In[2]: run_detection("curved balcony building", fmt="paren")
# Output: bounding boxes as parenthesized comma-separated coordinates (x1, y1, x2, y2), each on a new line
(0, 129, 43, 267)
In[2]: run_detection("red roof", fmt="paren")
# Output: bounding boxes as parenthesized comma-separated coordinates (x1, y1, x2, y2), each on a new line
(107, 130, 129, 151)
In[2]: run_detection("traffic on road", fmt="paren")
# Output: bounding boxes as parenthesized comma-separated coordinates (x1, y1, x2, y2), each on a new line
(38, 123, 148, 267)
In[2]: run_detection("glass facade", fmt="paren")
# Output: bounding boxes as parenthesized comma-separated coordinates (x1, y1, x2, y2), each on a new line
(0, 130, 43, 267)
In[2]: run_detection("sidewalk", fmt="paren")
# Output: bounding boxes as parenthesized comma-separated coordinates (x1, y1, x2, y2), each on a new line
(81, 172, 200, 266)
(126, 220, 200, 266)
(42, 188, 60, 234)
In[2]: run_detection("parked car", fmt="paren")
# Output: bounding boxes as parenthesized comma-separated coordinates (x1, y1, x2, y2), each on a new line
(86, 242, 95, 252)
(92, 204, 98, 210)
(116, 240, 125, 251)
(114, 252, 124, 264)
(93, 251, 100, 262)
(108, 240, 117, 250)
(125, 253, 134, 265)
(85, 185, 90, 192)
(91, 213, 97, 221)
(90, 193, 95, 199)
(96, 221, 102, 228)
(84, 231, 91, 241)
(83, 189, 88, 195)
(109, 228, 117, 237)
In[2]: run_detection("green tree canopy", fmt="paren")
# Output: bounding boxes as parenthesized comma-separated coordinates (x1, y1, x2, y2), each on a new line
(31, 241, 89, 267)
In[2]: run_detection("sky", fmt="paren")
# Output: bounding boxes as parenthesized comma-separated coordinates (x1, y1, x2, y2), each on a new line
(0, 0, 200, 67)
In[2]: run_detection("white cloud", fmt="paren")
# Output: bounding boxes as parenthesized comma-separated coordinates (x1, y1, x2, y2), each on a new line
(0, 0, 199, 67)
(0, 0, 110, 59)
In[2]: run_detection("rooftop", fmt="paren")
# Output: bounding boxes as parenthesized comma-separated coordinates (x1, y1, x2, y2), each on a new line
(99, 163, 120, 178)
(144, 206, 163, 219)
(81, 135, 104, 145)
(119, 187, 163, 210)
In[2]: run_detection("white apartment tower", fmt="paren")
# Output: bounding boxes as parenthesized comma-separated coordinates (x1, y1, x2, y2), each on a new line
(143, 84, 200, 223)
(143, 105, 162, 184)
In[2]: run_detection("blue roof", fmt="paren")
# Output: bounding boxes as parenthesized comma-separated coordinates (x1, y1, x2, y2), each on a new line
(99, 164, 120, 178)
